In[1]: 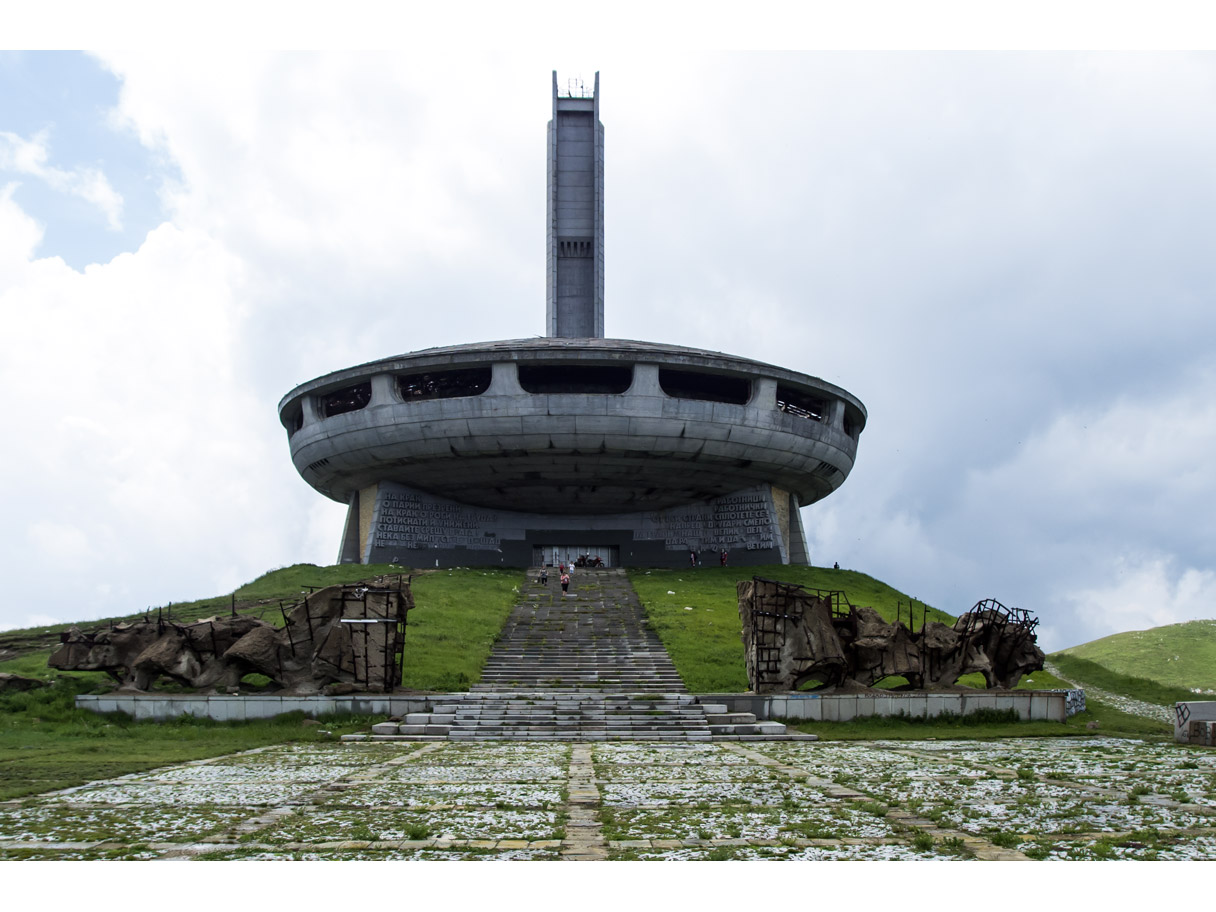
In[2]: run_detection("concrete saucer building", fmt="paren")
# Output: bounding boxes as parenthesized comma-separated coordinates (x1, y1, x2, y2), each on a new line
(278, 74, 867, 569)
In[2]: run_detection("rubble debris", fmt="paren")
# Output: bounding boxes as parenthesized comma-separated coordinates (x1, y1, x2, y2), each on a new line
(49, 578, 413, 694)
(738, 578, 1044, 694)
(0, 672, 48, 693)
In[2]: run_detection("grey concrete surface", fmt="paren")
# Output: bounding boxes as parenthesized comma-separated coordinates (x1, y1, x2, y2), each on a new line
(75, 690, 1081, 723)
(700, 690, 1084, 724)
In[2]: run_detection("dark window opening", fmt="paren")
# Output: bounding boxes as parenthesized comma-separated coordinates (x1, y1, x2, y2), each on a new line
(558, 239, 593, 258)
(518, 364, 632, 394)
(319, 382, 371, 418)
(397, 367, 491, 401)
(776, 385, 827, 422)
(284, 406, 304, 436)
(659, 369, 750, 405)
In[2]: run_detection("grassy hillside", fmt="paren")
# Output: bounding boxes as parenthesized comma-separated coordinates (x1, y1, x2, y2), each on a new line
(1048, 653, 1198, 706)
(1058, 619, 1216, 694)
(0, 562, 415, 661)
(0, 564, 522, 693)
(628, 565, 956, 693)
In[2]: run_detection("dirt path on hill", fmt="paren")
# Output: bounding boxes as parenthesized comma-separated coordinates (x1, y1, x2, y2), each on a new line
(1044, 661, 1175, 725)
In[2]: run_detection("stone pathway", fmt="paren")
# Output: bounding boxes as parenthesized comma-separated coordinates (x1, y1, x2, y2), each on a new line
(3, 736, 1214, 860)
(1044, 661, 1176, 725)
(562, 745, 607, 860)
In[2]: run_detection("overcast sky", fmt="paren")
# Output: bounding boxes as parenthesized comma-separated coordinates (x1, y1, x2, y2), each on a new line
(2, 49, 1214, 652)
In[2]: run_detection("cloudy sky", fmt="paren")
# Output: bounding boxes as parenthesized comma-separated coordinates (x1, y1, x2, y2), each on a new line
(2, 49, 1214, 652)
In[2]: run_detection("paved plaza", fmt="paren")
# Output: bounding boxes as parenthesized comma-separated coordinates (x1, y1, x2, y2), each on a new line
(2, 737, 1215, 860)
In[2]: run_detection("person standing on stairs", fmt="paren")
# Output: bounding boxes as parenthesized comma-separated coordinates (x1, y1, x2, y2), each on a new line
(561, 571, 570, 595)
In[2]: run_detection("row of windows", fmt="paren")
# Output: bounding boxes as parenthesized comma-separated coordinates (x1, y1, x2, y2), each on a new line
(287, 365, 856, 436)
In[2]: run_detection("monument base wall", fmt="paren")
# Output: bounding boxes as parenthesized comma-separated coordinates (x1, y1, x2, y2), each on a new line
(339, 481, 809, 569)
(75, 690, 1083, 722)
(702, 690, 1085, 723)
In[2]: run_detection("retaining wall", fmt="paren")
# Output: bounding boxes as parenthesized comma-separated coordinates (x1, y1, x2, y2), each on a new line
(74, 694, 433, 721)
(76, 689, 1084, 723)
(702, 690, 1083, 724)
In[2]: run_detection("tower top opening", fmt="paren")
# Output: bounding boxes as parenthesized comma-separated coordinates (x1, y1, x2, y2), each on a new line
(558, 75, 594, 99)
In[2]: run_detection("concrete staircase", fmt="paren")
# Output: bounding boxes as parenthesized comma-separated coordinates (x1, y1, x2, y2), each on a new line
(360, 691, 804, 741)
(349, 568, 813, 742)
(472, 568, 683, 692)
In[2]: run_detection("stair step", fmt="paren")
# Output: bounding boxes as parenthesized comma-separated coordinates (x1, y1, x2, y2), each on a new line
(357, 570, 803, 741)
(705, 712, 757, 724)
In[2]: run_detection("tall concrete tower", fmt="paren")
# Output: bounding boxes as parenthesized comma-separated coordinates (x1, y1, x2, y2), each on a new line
(546, 72, 604, 338)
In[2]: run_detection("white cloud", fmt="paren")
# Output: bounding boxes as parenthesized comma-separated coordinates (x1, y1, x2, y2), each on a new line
(0, 212, 311, 623)
(0, 129, 124, 230)
(0, 181, 44, 275)
(1061, 556, 1216, 642)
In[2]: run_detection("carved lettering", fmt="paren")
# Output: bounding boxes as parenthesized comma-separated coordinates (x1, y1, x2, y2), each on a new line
(640, 488, 777, 551)
(373, 492, 500, 550)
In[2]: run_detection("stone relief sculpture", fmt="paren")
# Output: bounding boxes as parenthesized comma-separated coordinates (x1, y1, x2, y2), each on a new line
(738, 578, 1044, 694)
(49, 578, 412, 694)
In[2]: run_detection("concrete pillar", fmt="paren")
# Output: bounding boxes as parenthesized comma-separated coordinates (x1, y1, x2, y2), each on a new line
(488, 360, 524, 395)
(752, 377, 777, 410)
(829, 398, 846, 431)
(302, 395, 320, 426)
(788, 494, 810, 565)
(359, 484, 379, 563)
(369, 373, 396, 406)
(337, 492, 361, 563)
(629, 363, 662, 397)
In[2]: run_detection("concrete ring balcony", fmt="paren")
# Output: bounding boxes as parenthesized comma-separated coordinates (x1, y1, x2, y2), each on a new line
(279, 338, 866, 515)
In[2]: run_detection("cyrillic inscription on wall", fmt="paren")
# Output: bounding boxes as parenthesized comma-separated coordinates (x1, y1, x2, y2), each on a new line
(372, 487, 500, 550)
(640, 488, 776, 551)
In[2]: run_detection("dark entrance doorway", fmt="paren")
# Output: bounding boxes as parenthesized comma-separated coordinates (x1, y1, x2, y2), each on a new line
(533, 545, 620, 568)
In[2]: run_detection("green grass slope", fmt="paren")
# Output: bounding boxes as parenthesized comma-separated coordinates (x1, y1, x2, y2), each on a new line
(0, 562, 416, 660)
(0, 564, 523, 693)
(1048, 653, 1198, 706)
(1058, 619, 1216, 694)
(628, 565, 955, 693)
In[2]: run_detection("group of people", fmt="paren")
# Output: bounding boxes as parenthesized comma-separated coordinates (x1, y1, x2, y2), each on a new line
(537, 563, 572, 594)
(687, 550, 730, 567)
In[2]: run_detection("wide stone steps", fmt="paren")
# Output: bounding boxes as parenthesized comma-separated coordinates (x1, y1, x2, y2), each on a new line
(347, 569, 814, 742)
(467, 569, 686, 692)
(349, 693, 814, 742)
